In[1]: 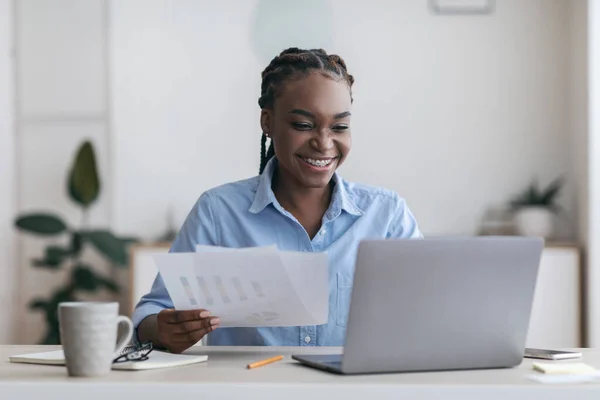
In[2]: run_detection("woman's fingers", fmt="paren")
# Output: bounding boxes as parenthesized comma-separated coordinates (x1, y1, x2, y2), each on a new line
(171, 321, 220, 344)
(169, 317, 221, 334)
(156, 309, 220, 353)
(160, 309, 211, 324)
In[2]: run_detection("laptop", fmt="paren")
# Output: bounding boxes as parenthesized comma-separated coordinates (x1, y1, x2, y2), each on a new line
(292, 236, 544, 374)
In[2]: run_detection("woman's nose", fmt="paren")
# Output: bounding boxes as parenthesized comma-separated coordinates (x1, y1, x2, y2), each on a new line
(311, 131, 334, 151)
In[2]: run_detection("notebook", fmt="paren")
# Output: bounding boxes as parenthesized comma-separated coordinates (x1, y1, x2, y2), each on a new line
(9, 346, 208, 371)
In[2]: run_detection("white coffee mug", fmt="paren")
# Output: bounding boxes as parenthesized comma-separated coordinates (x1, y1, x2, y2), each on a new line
(59, 302, 133, 377)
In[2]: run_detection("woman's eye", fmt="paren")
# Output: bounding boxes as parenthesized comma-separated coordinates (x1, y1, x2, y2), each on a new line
(292, 122, 313, 130)
(333, 124, 349, 132)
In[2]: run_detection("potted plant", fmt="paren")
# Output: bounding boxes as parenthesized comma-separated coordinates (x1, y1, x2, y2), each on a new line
(509, 177, 563, 238)
(14, 140, 137, 344)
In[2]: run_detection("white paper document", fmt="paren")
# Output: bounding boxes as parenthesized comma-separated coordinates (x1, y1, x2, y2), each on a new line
(151, 246, 329, 327)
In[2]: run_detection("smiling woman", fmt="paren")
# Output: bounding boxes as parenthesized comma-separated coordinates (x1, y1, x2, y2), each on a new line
(258, 48, 354, 178)
(133, 47, 423, 353)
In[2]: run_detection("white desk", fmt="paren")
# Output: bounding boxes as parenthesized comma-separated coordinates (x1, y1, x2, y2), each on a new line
(2, 346, 600, 399)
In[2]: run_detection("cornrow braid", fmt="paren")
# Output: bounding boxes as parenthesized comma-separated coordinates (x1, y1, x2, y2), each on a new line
(257, 47, 354, 175)
(259, 134, 275, 175)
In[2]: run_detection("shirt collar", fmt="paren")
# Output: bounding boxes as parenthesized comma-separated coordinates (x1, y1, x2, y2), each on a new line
(249, 158, 278, 214)
(249, 157, 363, 218)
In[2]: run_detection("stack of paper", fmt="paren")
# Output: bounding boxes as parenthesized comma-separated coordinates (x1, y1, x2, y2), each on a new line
(151, 246, 329, 327)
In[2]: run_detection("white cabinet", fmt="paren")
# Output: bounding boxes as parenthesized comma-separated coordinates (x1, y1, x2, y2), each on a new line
(526, 245, 581, 348)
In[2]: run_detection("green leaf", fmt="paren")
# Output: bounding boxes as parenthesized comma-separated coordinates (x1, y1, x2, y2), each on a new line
(45, 287, 75, 323)
(526, 183, 540, 203)
(32, 245, 71, 269)
(97, 276, 120, 293)
(41, 328, 60, 345)
(510, 177, 565, 211)
(86, 230, 128, 266)
(540, 177, 563, 204)
(29, 298, 48, 311)
(48, 245, 70, 257)
(15, 213, 67, 235)
(70, 232, 84, 256)
(68, 141, 100, 207)
(37, 287, 75, 345)
(46, 245, 70, 261)
(72, 264, 99, 292)
(72, 264, 120, 293)
(32, 258, 61, 269)
(48, 287, 75, 306)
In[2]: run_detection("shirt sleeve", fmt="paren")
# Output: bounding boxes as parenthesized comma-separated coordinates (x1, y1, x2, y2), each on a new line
(386, 194, 423, 239)
(131, 192, 219, 342)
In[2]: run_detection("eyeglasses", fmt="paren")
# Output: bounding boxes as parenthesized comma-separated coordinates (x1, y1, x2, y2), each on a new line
(113, 341, 154, 363)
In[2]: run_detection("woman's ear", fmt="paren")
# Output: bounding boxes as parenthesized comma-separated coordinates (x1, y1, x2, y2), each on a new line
(260, 109, 271, 136)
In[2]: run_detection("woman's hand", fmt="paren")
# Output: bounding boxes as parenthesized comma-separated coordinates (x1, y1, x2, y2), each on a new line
(156, 309, 220, 353)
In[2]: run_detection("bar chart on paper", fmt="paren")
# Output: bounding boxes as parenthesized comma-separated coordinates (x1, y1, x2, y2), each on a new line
(151, 248, 329, 327)
(178, 275, 278, 324)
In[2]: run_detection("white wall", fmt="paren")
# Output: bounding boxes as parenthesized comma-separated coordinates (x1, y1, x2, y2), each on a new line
(567, 0, 589, 345)
(0, 0, 15, 344)
(13, 0, 114, 344)
(110, 0, 574, 241)
(588, 0, 600, 347)
(569, 1, 589, 247)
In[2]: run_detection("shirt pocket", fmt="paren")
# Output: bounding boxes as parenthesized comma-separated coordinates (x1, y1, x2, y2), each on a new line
(336, 272, 353, 327)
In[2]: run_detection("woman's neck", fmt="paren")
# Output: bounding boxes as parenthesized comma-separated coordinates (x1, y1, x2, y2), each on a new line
(271, 167, 333, 235)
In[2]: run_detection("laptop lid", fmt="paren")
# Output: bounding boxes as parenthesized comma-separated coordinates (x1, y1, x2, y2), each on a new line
(340, 236, 543, 374)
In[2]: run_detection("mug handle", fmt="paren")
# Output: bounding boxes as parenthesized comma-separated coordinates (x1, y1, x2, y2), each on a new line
(113, 315, 134, 357)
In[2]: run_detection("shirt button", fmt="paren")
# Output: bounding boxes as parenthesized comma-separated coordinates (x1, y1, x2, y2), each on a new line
(304, 336, 311, 343)
(320, 230, 326, 235)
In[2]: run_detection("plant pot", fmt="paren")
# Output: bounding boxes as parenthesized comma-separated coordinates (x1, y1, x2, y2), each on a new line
(514, 206, 554, 238)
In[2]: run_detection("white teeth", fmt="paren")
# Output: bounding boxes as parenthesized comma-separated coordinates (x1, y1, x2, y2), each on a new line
(304, 158, 333, 167)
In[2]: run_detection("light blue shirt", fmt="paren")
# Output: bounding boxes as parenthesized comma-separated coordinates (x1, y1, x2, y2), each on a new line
(133, 158, 422, 346)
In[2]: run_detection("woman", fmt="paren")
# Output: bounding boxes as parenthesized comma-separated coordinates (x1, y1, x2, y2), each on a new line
(134, 48, 422, 353)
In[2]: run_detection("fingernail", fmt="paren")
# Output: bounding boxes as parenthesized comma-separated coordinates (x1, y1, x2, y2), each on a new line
(200, 311, 210, 318)
(210, 318, 221, 325)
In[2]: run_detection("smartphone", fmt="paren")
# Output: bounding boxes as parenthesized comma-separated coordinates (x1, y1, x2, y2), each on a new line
(524, 348, 583, 360)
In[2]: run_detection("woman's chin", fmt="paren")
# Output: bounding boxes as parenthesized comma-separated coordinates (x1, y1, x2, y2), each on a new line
(297, 170, 336, 188)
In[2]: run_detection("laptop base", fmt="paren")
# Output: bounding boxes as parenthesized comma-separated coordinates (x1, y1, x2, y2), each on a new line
(291, 354, 344, 374)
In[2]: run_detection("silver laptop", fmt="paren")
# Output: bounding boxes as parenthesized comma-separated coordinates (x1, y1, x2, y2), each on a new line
(292, 236, 544, 374)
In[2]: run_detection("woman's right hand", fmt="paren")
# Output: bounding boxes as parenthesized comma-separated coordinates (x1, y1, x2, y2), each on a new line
(156, 309, 220, 354)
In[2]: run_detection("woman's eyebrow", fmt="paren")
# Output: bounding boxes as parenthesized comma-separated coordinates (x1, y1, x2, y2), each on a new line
(333, 111, 351, 119)
(288, 109, 351, 119)
(289, 109, 314, 118)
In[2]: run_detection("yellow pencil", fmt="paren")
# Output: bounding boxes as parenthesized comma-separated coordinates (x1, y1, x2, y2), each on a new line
(246, 355, 284, 369)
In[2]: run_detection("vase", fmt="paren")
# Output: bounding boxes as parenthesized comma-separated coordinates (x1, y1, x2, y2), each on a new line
(514, 206, 554, 238)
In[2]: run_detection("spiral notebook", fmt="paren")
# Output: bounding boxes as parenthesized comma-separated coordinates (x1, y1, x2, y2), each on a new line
(9, 346, 208, 371)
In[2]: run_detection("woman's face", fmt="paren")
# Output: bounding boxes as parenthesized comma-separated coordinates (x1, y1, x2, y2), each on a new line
(261, 72, 352, 189)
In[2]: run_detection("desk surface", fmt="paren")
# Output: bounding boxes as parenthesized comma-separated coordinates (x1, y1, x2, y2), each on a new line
(2, 345, 600, 399)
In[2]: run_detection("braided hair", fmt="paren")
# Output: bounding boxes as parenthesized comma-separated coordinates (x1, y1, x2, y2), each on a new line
(258, 48, 355, 174)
